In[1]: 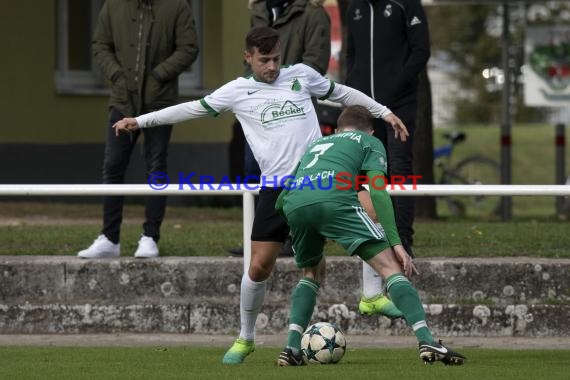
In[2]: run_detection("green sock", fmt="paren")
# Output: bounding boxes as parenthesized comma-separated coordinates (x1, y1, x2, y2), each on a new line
(386, 273, 434, 344)
(286, 278, 320, 350)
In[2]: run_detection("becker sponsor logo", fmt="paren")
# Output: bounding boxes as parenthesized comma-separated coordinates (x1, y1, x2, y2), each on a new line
(261, 100, 306, 125)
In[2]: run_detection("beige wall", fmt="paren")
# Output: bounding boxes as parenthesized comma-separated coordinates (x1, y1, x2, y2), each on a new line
(0, 0, 249, 144)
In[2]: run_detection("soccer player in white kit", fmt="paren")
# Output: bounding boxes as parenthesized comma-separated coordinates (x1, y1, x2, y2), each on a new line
(112, 26, 409, 364)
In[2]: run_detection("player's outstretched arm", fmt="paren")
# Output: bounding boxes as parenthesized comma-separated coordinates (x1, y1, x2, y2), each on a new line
(112, 96, 221, 137)
(112, 118, 139, 136)
(324, 83, 409, 141)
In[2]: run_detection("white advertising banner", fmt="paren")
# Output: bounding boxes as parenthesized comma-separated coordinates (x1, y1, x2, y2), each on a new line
(524, 26, 570, 107)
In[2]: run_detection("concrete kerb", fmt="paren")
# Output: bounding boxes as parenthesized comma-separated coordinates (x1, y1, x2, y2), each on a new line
(0, 334, 569, 350)
(1, 256, 569, 337)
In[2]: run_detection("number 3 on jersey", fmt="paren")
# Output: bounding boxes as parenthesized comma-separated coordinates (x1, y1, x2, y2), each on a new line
(304, 143, 334, 169)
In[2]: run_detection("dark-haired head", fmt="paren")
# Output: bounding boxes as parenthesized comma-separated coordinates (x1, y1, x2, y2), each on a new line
(337, 105, 374, 134)
(244, 27, 281, 83)
(245, 26, 280, 54)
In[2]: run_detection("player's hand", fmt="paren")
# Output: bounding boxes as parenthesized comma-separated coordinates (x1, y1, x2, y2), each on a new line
(112, 118, 139, 136)
(382, 113, 409, 142)
(393, 244, 419, 277)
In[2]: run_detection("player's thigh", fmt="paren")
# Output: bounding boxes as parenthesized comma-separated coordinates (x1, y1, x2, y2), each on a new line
(319, 203, 389, 258)
(286, 207, 325, 269)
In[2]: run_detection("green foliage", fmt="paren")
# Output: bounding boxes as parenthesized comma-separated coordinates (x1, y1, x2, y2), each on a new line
(427, 4, 503, 123)
(428, 5, 500, 82)
(425, 4, 549, 124)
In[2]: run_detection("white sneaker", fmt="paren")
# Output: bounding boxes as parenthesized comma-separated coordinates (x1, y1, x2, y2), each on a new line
(78, 235, 120, 258)
(134, 235, 159, 258)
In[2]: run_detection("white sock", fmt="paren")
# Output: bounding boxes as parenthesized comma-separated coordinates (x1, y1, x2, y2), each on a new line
(362, 261, 384, 299)
(239, 272, 267, 341)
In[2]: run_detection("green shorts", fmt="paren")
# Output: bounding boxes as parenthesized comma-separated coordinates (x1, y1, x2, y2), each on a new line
(284, 201, 391, 268)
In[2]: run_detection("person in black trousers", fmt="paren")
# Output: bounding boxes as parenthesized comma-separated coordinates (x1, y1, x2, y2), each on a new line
(78, 0, 199, 259)
(346, 0, 430, 313)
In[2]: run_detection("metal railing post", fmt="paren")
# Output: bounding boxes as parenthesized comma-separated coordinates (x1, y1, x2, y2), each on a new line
(242, 191, 255, 273)
(555, 123, 566, 217)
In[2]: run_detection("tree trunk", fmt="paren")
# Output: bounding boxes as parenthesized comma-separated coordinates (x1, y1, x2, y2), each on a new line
(414, 69, 438, 219)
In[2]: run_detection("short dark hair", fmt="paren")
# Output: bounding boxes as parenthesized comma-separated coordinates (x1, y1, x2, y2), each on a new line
(245, 27, 280, 54)
(337, 105, 374, 132)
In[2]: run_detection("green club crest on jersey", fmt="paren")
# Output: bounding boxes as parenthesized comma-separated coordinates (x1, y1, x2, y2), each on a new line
(291, 78, 301, 91)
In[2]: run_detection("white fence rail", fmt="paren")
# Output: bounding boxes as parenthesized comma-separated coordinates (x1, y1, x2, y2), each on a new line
(1, 184, 569, 270)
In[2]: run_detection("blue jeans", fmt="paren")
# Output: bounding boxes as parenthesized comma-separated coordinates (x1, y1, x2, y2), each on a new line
(102, 107, 173, 243)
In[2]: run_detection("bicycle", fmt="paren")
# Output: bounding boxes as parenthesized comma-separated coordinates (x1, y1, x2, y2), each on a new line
(434, 131, 502, 217)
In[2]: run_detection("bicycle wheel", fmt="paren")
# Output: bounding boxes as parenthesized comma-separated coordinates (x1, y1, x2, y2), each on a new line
(442, 155, 501, 218)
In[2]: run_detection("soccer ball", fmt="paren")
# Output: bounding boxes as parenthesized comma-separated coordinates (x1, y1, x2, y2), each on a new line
(301, 322, 347, 364)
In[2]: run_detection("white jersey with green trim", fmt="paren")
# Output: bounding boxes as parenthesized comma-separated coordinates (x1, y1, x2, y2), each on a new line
(135, 63, 392, 185)
(202, 64, 328, 183)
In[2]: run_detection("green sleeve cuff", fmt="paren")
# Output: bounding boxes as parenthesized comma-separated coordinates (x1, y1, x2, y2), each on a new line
(366, 170, 401, 246)
(199, 99, 219, 117)
(318, 81, 335, 100)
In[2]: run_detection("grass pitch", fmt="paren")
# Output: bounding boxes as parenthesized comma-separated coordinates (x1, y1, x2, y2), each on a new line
(0, 210, 568, 258)
(0, 346, 568, 380)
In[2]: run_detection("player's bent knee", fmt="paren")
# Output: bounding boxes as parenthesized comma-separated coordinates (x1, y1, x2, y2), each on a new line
(248, 255, 277, 281)
(248, 262, 273, 281)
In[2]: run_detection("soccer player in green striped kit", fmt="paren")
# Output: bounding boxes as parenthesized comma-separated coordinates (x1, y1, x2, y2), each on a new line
(276, 105, 466, 366)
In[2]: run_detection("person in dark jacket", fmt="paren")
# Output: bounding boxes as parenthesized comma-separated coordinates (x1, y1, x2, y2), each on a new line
(250, 0, 331, 75)
(232, 0, 331, 180)
(346, 0, 430, 314)
(236, 0, 331, 179)
(78, 0, 199, 259)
